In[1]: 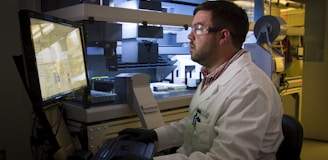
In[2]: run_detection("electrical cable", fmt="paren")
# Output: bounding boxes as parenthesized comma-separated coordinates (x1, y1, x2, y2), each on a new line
(53, 103, 64, 136)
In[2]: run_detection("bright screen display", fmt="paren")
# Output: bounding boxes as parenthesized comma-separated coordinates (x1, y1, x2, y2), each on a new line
(30, 18, 88, 101)
(19, 10, 88, 107)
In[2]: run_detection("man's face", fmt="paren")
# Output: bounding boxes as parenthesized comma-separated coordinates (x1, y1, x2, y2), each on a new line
(188, 10, 218, 67)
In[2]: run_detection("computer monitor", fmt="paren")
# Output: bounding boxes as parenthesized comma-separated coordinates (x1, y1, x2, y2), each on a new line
(18, 9, 89, 109)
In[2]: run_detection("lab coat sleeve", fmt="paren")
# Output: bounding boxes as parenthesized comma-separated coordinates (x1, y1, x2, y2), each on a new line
(154, 117, 187, 151)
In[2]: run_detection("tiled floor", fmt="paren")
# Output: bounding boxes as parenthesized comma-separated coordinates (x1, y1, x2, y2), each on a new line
(301, 139, 328, 160)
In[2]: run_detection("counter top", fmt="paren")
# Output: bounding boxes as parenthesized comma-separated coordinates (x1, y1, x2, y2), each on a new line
(64, 89, 194, 123)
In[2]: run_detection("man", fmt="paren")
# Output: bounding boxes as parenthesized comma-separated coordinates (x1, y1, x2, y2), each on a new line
(118, 1, 283, 160)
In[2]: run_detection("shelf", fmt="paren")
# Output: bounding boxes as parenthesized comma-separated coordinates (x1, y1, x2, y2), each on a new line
(46, 3, 193, 27)
(46, 3, 302, 40)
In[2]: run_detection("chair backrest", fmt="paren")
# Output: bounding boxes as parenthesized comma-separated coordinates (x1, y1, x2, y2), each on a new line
(276, 114, 303, 160)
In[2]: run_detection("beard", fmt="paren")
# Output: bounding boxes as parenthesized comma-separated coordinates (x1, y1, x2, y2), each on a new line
(190, 42, 215, 66)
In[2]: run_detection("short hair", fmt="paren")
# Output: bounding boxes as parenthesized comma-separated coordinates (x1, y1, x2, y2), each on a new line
(194, 1, 249, 48)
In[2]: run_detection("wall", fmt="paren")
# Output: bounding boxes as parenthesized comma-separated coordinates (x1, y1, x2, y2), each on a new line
(302, 0, 328, 140)
(0, 0, 39, 160)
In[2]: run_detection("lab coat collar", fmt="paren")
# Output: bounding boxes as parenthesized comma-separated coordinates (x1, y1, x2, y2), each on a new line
(217, 51, 251, 85)
(191, 51, 251, 107)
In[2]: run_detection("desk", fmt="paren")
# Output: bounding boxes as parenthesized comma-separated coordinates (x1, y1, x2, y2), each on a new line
(63, 89, 194, 153)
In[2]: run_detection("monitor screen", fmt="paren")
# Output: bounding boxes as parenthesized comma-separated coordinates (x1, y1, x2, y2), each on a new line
(18, 10, 89, 108)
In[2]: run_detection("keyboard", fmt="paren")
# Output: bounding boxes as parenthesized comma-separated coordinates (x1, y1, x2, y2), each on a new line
(91, 138, 155, 160)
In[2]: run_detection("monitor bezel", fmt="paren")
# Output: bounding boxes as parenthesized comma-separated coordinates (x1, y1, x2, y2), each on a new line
(18, 9, 89, 109)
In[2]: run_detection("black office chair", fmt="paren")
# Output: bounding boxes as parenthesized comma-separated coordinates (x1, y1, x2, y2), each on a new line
(276, 114, 303, 160)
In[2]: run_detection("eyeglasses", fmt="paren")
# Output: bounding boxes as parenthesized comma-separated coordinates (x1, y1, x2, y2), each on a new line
(190, 24, 221, 36)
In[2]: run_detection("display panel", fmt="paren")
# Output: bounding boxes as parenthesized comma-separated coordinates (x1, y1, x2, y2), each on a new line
(19, 10, 89, 108)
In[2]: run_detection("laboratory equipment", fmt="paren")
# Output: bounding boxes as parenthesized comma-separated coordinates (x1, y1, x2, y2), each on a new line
(244, 15, 287, 89)
(83, 21, 122, 71)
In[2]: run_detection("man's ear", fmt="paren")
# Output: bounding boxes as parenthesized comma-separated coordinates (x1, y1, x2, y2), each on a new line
(218, 29, 231, 45)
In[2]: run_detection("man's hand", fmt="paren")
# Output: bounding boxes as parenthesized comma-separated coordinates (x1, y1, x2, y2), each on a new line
(118, 128, 158, 143)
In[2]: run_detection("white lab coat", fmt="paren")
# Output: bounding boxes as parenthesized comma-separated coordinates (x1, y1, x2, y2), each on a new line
(154, 52, 283, 160)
